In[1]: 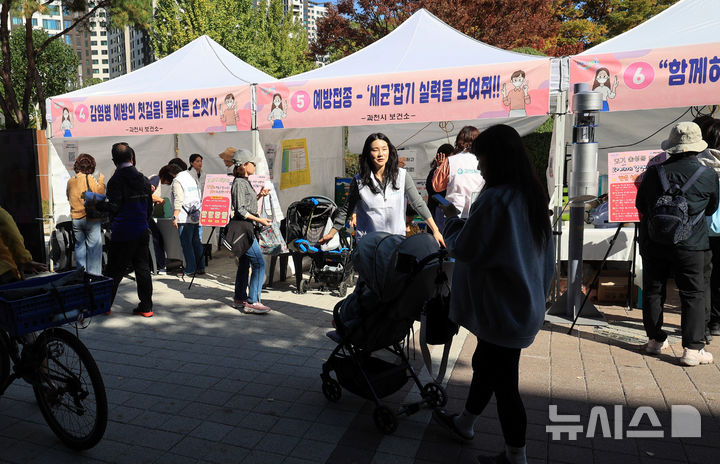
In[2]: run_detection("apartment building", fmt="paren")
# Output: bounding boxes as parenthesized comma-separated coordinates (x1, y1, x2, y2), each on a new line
(283, 0, 328, 43)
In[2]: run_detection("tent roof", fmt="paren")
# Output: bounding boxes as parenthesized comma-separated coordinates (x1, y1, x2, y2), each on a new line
(581, 0, 720, 55)
(287, 8, 542, 81)
(53, 35, 275, 99)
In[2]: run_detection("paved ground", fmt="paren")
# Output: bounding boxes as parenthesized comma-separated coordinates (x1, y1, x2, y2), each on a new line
(1, 251, 719, 463)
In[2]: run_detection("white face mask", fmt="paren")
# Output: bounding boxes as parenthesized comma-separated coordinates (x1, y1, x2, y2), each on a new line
(512, 78, 523, 88)
(596, 76, 608, 85)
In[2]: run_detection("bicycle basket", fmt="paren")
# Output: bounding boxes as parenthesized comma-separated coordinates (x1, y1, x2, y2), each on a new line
(0, 270, 112, 337)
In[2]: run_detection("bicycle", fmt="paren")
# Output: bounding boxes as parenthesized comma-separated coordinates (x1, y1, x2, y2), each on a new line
(0, 270, 110, 450)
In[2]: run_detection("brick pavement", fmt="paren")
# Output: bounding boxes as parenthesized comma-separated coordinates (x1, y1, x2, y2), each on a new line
(1, 251, 719, 463)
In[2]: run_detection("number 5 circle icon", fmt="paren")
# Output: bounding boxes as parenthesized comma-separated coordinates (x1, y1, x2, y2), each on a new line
(291, 91, 310, 113)
(624, 62, 654, 90)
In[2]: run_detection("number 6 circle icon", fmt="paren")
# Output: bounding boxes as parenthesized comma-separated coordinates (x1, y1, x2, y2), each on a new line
(623, 62, 654, 90)
(291, 91, 310, 113)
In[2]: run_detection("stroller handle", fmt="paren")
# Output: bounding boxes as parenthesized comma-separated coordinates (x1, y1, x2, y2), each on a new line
(396, 248, 448, 274)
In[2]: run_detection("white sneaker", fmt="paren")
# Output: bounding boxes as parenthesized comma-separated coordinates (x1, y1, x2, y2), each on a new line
(680, 348, 714, 366)
(645, 339, 669, 355)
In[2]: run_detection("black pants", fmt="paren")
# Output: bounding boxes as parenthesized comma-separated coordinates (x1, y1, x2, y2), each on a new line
(642, 247, 705, 350)
(106, 230, 153, 311)
(148, 219, 166, 270)
(466, 339, 525, 448)
(709, 237, 720, 326)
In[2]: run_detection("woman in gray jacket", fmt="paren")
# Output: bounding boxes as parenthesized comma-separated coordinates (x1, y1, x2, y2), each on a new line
(433, 125, 554, 464)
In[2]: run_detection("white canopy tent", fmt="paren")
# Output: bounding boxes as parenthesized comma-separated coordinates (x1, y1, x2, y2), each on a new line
(550, 0, 720, 201)
(276, 9, 551, 174)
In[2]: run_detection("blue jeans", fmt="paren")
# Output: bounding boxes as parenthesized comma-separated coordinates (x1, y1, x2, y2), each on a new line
(72, 218, 103, 275)
(234, 238, 265, 304)
(178, 223, 204, 275)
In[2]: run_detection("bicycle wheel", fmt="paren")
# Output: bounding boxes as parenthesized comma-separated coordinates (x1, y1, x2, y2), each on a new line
(31, 328, 108, 450)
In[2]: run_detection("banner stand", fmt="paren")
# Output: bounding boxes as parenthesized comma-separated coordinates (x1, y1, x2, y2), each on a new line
(188, 226, 217, 290)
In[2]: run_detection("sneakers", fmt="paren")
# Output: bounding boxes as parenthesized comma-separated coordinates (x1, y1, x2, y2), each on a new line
(233, 299, 246, 309)
(243, 302, 271, 314)
(132, 307, 154, 317)
(432, 409, 474, 441)
(680, 348, 714, 366)
(645, 339, 669, 355)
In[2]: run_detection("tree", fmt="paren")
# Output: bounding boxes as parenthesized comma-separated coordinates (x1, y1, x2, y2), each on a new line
(5, 27, 78, 128)
(312, 0, 562, 59)
(150, 0, 313, 78)
(0, 0, 152, 129)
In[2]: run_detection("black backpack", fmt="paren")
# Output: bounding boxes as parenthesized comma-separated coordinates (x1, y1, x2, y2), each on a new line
(647, 164, 707, 245)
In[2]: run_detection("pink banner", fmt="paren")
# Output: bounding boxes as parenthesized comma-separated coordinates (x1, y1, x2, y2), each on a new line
(570, 43, 720, 112)
(256, 60, 551, 129)
(608, 150, 664, 223)
(48, 86, 252, 138)
(200, 174, 233, 227)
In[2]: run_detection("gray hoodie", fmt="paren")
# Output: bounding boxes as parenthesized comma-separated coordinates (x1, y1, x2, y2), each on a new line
(698, 148, 720, 237)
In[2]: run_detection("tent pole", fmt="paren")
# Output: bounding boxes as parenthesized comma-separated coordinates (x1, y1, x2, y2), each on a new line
(552, 92, 567, 303)
(251, 84, 258, 159)
(45, 118, 55, 271)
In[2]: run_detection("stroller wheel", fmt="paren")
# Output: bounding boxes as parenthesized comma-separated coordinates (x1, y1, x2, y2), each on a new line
(373, 406, 398, 434)
(321, 378, 342, 402)
(421, 382, 448, 408)
(338, 282, 348, 297)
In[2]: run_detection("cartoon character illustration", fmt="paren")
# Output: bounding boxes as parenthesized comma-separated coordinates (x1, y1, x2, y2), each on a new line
(219, 93, 238, 131)
(267, 93, 287, 129)
(501, 70, 531, 118)
(591, 67, 618, 112)
(60, 107, 73, 137)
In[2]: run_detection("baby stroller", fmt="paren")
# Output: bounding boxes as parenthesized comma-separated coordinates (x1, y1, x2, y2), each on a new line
(285, 196, 355, 296)
(320, 232, 453, 434)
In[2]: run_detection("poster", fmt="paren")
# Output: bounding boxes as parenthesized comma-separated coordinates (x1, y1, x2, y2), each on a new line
(200, 174, 233, 227)
(264, 143, 278, 179)
(62, 141, 78, 171)
(48, 85, 252, 138)
(398, 149, 420, 180)
(256, 59, 551, 129)
(570, 42, 720, 113)
(608, 150, 664, 223)
(280, 138, 311, 189)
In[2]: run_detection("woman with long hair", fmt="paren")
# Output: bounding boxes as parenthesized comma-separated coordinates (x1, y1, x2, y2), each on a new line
(433, 125, 554, 464)
(320, 133, 444, 245)
(432, 125, 484, 218)
(66, 153, 105, 275)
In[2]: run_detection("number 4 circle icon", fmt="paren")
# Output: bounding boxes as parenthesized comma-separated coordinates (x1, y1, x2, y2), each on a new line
(623, 62, 654, 90)
(75, 104, 89, 123)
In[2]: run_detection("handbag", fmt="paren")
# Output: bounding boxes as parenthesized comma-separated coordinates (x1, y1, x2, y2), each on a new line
(222, 219, 254, 257)
(182, 201, 202, 222)
(257, 197, 289, 256)
(82, 175, 107, 221)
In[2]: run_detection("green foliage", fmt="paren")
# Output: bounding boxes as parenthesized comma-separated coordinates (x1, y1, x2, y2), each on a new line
(151, 0, 313, 78)
(511, 47, 547, 56)
(82, 77, 105, 88)
(2, 28, 78, 128)
(522, 117, 554, 190)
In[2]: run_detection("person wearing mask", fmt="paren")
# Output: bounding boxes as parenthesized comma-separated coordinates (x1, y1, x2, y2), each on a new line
(433, 125, 554, 464)
(188, 153, 206, 195)
(637, 122, 719, 366)
(97, 143, 154, 317)
(65, 153, 105, 275)
(230, 149, 272, 314)
(170, 158, 205, 276)
(319, 133, 444, 245)
(432, 126, 484, 218)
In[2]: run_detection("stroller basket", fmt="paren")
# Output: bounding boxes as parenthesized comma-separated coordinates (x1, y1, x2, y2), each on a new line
(0, 270, 112, 337)
(334, 355, 408, 400)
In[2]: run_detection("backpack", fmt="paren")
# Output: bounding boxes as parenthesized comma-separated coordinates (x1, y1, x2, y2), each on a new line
(647, 164, 707, 245)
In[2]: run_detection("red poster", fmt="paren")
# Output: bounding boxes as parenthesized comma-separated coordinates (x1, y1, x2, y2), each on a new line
(200, 174, 233, 227)
(607, 150, 664, 223)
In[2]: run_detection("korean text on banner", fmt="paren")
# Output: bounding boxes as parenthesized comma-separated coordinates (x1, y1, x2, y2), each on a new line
(256, 59, 550, 129)
(608, 150, 664, 223)
(570, 43, 720, 113)
(280, 138, 311, 190)
(49, 86, 252, 138)
(200, 174, 233, 227)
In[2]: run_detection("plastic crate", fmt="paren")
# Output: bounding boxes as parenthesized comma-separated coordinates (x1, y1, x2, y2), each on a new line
(0, 271, 112, 337)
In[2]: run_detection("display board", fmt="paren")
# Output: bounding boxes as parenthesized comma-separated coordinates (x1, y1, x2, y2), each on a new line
(608, 150, 664, 223)
(200, 174, 233, 227)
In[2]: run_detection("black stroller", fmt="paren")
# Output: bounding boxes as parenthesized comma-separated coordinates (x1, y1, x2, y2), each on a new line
(320, 232, 452, 434)
(285, 195, 355, 296)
